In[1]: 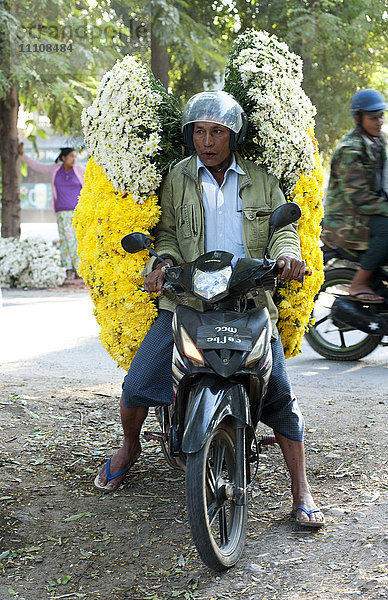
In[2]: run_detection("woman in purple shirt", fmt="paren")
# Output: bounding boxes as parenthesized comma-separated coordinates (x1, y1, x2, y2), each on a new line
(18, 144, 85, 281)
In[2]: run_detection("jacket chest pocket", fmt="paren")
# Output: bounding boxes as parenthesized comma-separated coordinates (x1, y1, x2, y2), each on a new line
(243, 208, 272, 250)
(178, 204, 198, 238)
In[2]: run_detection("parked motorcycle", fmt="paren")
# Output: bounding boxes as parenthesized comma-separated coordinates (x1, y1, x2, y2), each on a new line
(305, 244, 388, 360)
(121, 202, 302, 571)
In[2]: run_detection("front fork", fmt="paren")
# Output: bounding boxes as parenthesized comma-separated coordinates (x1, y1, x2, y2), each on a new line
(234, 423, 246, 506)
(234, 427, 277, 505)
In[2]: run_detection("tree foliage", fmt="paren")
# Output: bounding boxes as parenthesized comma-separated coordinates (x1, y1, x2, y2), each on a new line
(2, 0, 387, 155)
(123, 0, 231, 102)
(0, 0, 132, 135)
(0, 0, 132, 236)
(236, 0, 388, 154)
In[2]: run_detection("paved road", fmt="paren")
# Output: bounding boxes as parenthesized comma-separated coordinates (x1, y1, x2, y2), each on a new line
(1, 287, 387, 400)
(1, 287, 124, 386)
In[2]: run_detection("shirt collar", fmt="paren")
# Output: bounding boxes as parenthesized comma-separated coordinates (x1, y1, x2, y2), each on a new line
(196, 154, 245, 177)
(362, 134, 381, 147)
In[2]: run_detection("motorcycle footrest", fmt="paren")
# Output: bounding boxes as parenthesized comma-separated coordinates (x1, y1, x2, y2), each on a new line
(259, 435, 277, 446)
(144, 431, 167, 442)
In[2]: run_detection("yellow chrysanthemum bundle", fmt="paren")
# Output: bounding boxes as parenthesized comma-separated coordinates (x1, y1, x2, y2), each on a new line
(73, 158, 161, 370)
(74, 56, 182, 371)
(276, 136, 325, 358)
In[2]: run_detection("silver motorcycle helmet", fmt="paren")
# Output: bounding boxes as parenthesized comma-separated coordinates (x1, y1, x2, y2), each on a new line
(182, 91, 247, 151)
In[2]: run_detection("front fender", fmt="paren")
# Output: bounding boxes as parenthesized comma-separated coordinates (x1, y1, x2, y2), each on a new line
(182, 376, 251, 454)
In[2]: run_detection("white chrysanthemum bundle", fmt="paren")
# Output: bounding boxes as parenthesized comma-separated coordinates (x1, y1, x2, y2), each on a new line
(225, 29, 324, 358)
(75, 56, 182, 369)
(225, 29, 316, 192)
(82, 56, 165, 202)
(0, 237, 66, 288)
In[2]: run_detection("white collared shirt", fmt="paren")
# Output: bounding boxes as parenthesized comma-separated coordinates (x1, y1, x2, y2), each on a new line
(197, 155, 246, 258)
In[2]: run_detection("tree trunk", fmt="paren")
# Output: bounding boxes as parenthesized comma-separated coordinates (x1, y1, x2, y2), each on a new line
(0, 85, 21, 238)
(151, 29, 169, 89)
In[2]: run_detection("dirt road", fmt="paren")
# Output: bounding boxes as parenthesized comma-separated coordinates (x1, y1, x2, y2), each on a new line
(1, 287, 387, 600)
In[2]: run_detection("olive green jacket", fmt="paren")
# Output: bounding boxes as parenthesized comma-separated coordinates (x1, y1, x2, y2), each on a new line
(144, 153, 301, 336)
(321, 128, 387, 250)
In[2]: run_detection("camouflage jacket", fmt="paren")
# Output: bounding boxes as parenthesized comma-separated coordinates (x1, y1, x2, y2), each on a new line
(321, 127, 388, 250)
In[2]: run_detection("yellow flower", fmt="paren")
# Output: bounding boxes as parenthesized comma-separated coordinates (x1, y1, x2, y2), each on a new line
(73, 158, 160, 371)
(277, 131, 324, 358)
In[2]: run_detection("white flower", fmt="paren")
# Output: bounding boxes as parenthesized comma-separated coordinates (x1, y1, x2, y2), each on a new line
(0, 237, 66, 288)
(82, 56, 164, 202)
(228, 29, 316, 193)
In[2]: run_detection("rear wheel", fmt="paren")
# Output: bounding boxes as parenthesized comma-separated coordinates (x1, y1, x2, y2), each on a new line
(305, 267, 382, 360)
(185, 423, 247, 571)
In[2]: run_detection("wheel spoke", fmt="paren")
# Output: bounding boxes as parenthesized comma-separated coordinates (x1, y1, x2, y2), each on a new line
(206, 461, 216, 494)
(213, 440, 225, 478)
(219, 505, 229, 546)
(207, 501, 221, 527)
(339, 329, 347, 348)
(315, 313, 330, 327)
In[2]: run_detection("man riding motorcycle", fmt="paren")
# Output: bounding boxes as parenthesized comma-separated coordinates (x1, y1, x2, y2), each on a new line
(322, 89, 388, 303)
(94, 91, 325, 528)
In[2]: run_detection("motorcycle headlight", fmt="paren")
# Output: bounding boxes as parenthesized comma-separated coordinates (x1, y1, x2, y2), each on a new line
(245, 328, 268, 368)
(193, 266, 232, 300)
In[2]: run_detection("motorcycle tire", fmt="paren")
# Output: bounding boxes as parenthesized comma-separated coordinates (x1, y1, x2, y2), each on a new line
(185, 422, 247, 571)
(305, 267, 382, 361)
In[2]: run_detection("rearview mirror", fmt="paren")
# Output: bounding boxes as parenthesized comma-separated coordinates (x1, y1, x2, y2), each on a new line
(121, 232, 152, 254)
(263, 202, 302, 259)
(269, 202, 302, 229)
(121, 232, 170, 266)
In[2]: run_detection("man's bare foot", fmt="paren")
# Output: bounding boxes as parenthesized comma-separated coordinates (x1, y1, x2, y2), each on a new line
(94, 444, 141, 492)
(292, 489, 325, 527)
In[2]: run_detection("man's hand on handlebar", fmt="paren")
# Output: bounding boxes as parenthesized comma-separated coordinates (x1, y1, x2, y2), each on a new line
(143, 259, 174, 294)
(276, 256, 306, 283)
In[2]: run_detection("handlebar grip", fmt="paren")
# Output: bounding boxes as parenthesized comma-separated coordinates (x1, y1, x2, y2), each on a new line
(277, 266, 313, 279)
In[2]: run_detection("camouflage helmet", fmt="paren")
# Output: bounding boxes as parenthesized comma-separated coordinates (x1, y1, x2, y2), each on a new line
(351, 89, 387, 115)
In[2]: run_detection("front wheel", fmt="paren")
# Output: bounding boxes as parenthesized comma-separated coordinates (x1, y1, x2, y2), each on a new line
(305, 267, 382, 360)
(185, 423, 247, 571)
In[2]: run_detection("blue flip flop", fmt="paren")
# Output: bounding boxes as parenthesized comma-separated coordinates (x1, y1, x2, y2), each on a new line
(295, 505, 325, 528)
(94, 457, 134, 493)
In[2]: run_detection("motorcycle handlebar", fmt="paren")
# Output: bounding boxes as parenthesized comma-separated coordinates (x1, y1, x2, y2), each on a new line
(140, 265, 313, 293)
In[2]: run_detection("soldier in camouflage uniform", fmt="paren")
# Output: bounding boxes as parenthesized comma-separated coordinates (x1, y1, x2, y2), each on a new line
(321, 89, 388, 303)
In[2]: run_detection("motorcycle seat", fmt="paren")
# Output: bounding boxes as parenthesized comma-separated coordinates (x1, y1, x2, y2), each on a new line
(321, 244, 361, 264)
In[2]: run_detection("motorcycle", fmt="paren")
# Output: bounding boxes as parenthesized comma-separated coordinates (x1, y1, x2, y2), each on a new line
(121, 202, 302, 571)
(305, 244, 388, 360)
